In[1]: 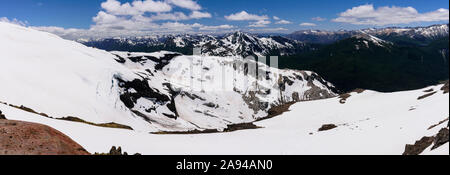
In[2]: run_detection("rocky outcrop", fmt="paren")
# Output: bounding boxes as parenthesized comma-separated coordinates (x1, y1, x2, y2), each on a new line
(0, 120, 89, 155)
(318, 124, 338, 131)
(403, 127, 449, 155)
(0, 110, 5, 119)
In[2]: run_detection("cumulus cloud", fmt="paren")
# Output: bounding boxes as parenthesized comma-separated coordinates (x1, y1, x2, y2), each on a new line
(167, 0, 202, 11)
(275, 20, 292, 24)
(101, 0, 172, 15)
(332, 4, 449, 26)
(190, 11, 212, 19)
(248, 27, 289, 32)
(199, 24, 235, 31)
(46, 0, 217, 38)
(225, 11, 269, 21)
(300, 22, 317, 26)
(312, 17, 326, 21)
(248, 20, 271, 27)
(272, 16, 292, 25)
(149, 12, 190, 21)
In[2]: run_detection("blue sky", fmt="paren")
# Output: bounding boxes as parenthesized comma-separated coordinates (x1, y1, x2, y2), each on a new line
(1, 0, 448, 38)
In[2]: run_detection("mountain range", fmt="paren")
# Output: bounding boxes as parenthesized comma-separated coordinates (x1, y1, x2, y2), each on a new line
(79, 31, 309, 58)
(79, 24, 449, 92)
(288, 24, 449, 44)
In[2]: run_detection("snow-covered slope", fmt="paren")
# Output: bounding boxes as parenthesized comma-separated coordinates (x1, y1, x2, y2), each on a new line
(0, 22, 335, 132)
(1, 82, 447, 155)
(0, 22, 149, 130)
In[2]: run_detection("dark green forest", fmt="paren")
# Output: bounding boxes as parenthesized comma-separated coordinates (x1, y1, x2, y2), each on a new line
(277, 37, 449, 92)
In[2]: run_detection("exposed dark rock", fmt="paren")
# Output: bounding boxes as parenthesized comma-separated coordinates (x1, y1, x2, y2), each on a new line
(418, 91, 437, 100)
(116, 78, 171, 109)
(58, 116, 133, 130)
(403, 136, 435, 155)
(292, 92, 300, 102)
(128, 56, 147, 63)
(181, 92, 206, 101)
(0, 110, 5, 119)
(432, 128, 449, 150)
(257, 102, 296, 121)
(283, 76, 294, 86)
(339, 89, 365, 104)
(441, 81, 449, 94)
(154, 54, 182, 70)
(302, 72, 337, 100)
(224, 123, 261, 132)
(203, 102, 217, 108)
(243, 91, 268, 114)
(318, 124, 338, 131)
(95, 146, 141, 155)
(403, 127, 449, 155)
(109, 146, 122, 155)
(112, 54, 126, 63)
(162, 83, 180, 119)
(339, 93, 351, 104)
(423, 88, 434, 93)
(162, 113, 177, 119)
(428, 118, 449, 130)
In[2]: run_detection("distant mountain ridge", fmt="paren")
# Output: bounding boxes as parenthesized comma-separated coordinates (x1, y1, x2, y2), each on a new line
(79, 31, 309, 58)
(288, 24, 449, 44)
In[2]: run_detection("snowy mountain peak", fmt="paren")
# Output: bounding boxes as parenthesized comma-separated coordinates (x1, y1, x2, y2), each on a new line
(353, 32, 392, 47)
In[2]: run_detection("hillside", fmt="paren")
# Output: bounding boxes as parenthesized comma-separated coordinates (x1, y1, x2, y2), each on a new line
(279, 34, 449, 92)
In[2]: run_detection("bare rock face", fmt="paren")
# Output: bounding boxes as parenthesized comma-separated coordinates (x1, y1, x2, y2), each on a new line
(0, 110, 5, 119)
(0, 120, 90, 155)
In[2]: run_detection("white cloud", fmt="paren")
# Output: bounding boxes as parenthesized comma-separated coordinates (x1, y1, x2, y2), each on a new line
(132, 0, 173, 13)
(190, 11, 212, 19)
(249, 20, 271, 27)
(93, 11, 121, 24)
(225, 11, 269, 21)
(199, 24, 235, 31)
(83, 0, 214, 35)
(273, 16, 292, 25)
(275, 20, 292, 24)
(332, 4, 449, 26)
(150, 12, 190, 21)
(312, 17, 326, 21)
(167, 0, 202, 11)
(300, 22, 317, 26)
(101, 0, 172, 15)
(0, 17, 28, 26)
(248, 27, 289, 32)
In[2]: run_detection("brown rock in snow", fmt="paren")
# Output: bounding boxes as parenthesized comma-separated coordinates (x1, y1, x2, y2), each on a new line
(0, 120, 89, 155)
